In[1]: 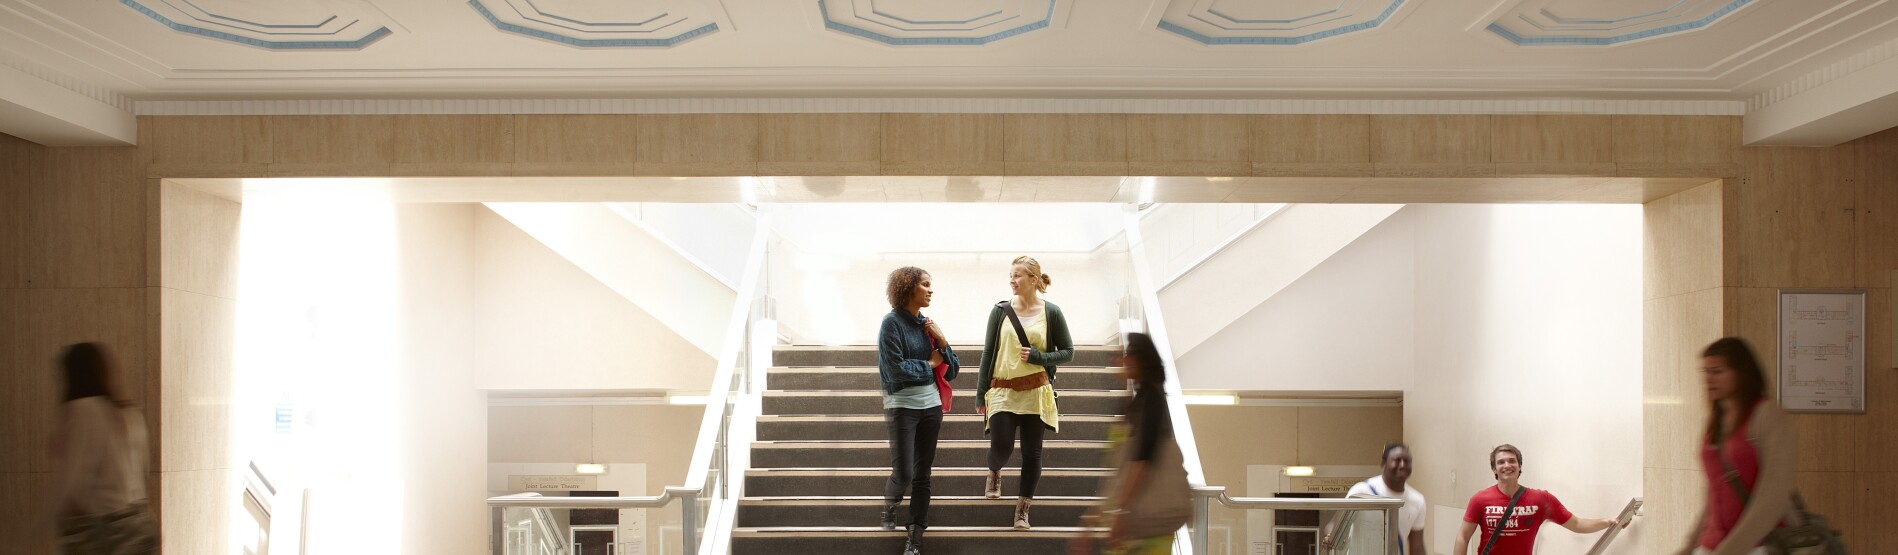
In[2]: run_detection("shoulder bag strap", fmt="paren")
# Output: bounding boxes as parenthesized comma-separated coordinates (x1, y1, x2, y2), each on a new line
(997, 301, 1030, 348)
(1712, 434, 1754, 505)
(1480, 487, 1528, 555)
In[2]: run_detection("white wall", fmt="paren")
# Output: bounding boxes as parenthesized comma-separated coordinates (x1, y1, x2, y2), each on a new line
(473, 207, 715, 391)
(768, 237, 1129, 346)
(610, 203, 755, 288)
(1138, 203, 1281, 287)
(770, 203, 1126, 255)
(1176, 209, 1415, 391)
(234, 200, 488, 554)
(1402, 204, 1645, 555)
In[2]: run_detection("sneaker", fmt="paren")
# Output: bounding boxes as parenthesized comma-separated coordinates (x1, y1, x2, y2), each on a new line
(984, 470, 1002, 500)
(1013, 498, 1031, 531)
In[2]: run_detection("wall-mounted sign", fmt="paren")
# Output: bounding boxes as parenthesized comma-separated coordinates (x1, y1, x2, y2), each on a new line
(1288, 477, 1361, 494)
(509, 475, 598, 491)
(1779, 290, 1866, 413)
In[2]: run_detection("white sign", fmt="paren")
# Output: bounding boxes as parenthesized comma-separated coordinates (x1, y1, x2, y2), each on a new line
(1289, 477, 1361, 494)
(508, 475, 598, 491)
(1779, 290, 1866, 413)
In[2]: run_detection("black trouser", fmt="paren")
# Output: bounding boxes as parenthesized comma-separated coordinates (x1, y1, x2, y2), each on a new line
(986, 411, 1047, 498)
(884, 405, 944, 527)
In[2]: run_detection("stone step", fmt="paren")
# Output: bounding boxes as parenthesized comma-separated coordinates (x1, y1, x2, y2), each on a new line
(743, 468, 1111, 498)
(773, 345, 1119, 368)
(736, 496, 1098, 528)
(751, 440, 1115, 469)
(756, 414, 1118, 442)
(762, 390, 1130, 416)
(729, 527, 1105, 555)
(767, 366, 1127, 392)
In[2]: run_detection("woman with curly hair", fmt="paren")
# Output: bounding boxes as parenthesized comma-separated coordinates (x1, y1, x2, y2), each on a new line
(878, 266, 958, 555)
(977, 256, 1073, 530)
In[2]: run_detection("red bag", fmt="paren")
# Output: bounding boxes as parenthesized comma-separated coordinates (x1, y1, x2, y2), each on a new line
(928, 335, 954, 413)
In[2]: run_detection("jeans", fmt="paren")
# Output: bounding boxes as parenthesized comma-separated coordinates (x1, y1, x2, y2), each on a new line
(986, 411, 1046, 498)
(884, 405, 944, 526)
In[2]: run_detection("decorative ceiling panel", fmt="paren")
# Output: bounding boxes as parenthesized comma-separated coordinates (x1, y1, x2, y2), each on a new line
(1487, 0, 1758, 46)
(119, 0, 392, 49)
(468, 0, 721, 47)
(1157, 0, 1410, 45)
(818, 0, 1063, 46)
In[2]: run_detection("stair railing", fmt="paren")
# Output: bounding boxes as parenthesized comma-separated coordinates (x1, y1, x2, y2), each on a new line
(487, 213, 774, 555)
(1192, 487, 1405, 555)
(1584, 498, 1643, 555)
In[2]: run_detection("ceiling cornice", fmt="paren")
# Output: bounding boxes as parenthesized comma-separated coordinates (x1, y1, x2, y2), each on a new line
(130, 97, 1745, 116)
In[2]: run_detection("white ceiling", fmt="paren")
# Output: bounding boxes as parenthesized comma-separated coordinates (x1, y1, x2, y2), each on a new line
(4, 0, 1897, 146)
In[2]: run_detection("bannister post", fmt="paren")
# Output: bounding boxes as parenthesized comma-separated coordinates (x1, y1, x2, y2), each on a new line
(682, 493, 699, 555)
(1386, 507, 1400, 555)
(491, 506, 505, 555)
(1193, 493, 1210, 555)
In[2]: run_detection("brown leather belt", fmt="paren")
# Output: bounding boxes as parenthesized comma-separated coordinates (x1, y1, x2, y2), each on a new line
(990, 372, 1049, 391)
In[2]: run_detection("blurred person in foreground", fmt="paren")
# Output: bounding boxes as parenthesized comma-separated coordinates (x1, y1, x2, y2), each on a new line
(52, 342, 158, 555)
(1071, 333, 1189, 555)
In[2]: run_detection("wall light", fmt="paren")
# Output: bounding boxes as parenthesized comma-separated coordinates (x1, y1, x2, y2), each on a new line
(1284, 466, 1316, 477)
(1180, 394, 1236, 405)
(575, 464, 607, 475)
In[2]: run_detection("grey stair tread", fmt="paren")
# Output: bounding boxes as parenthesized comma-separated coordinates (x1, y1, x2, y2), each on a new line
(741, 496, 1101, 502)
(767, 367, 1128, 391)
(757, 414, 1120, 422)
(734, 526, 1103, 534)
(747, 467, 1113, 474)
(773, 345, 1119, 368)
(762, 390, 1128, 397)
(755, 439, 1111, 447)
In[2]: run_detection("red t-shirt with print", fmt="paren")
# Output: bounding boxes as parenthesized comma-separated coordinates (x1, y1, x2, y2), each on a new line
(1462, 485, 1573, 555)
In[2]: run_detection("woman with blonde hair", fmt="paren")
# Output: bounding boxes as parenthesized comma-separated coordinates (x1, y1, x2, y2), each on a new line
(977, 256, 1073, 530)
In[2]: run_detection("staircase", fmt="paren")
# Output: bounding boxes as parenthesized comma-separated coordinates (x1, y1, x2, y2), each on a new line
(732, 345, 1128, 554)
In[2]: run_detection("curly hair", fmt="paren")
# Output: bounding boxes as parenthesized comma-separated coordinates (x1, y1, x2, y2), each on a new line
(886, 266, 928, 310)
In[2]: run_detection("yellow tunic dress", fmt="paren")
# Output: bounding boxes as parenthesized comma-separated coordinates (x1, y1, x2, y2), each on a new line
(986, 312, 1060, 432)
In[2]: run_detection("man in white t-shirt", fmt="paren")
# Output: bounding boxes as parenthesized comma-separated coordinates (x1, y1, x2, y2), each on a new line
(1322, 442, 1427, 555)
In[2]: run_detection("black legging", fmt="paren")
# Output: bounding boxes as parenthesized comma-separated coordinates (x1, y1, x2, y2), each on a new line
(986, 411, 1047, 498)
(885, 406, 943, 527)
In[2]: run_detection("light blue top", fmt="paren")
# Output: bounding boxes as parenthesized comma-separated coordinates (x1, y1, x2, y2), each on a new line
(883, 383, 941, 410)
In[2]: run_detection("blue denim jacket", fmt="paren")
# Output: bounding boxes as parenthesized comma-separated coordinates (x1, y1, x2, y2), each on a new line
(877, 309, 960, 394)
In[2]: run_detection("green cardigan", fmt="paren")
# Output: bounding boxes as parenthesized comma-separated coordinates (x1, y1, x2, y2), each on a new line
(976, 300, 1075, 409)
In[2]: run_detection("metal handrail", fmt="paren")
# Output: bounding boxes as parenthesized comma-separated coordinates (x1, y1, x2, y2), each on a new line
(486, 215, 774, 555)
(1192, 486, 1404, 555)
(1584, 497, 1643, 555)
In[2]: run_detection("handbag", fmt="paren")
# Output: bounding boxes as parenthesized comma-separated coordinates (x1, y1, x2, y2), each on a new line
(927, 334, 955, 413)
(60, 406, 160, 555)
(1480, 486, 1526, 555)
(1099, 401, 1192, 539)
(1714, 435, 1848, 555)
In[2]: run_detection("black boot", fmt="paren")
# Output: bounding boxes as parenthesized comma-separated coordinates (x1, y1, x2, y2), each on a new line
(903, 524, 924, 555)
(880, 502, 900, 531)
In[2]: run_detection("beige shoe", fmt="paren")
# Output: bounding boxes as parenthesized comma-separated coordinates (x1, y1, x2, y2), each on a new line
(1013, 498, 1032, 531)
(984, 470, 1002, 499)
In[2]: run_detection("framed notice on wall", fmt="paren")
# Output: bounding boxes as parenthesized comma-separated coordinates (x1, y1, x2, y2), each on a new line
(1778, 289, 1866, 413)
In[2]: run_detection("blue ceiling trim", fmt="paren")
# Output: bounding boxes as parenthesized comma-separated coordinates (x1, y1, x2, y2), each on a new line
(1189, 10, 1351, 32)
(1488, 0, 1751, 46)
(852, 11, 1022, 34)
(171, 0, 336, 29)
(517, 0, 669, 27)
(122, 0, 390, 49)
(1204, 1, 1344, 24)
(819, 0, 1053, 45)
(1159, 0, 1404, 45)
(1539, 0, 1695, 25)
(868, 6, 1005, 26)
(470, 0, 715, 47)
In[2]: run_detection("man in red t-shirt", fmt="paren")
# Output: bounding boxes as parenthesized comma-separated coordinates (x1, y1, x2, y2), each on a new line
(1452, 444, 1624, 555)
